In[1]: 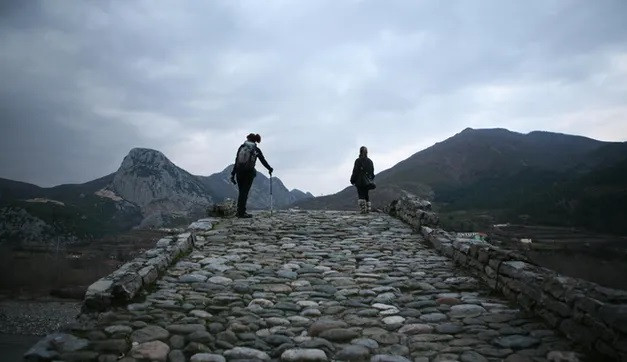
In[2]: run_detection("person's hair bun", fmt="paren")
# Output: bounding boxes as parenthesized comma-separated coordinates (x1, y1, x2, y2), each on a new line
(246, 133, 262, 143)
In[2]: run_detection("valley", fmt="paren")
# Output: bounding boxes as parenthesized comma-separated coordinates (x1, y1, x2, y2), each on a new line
(487, 224, 627, 290)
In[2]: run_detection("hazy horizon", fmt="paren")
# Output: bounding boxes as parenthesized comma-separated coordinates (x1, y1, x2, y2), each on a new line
(2, 126, 623, 197)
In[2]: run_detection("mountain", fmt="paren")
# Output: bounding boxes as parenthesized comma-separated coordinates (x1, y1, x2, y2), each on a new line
(296, 128, 627, 234)
(290, 189, 315, 204)
(198, 165, 313, 209)
(0, 174, 142, 247)
(0, 148, 312, 247)
(110, 148, 213, 228)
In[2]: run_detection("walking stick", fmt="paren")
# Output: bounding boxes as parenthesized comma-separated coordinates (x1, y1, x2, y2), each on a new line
(269, 172, 273, 216)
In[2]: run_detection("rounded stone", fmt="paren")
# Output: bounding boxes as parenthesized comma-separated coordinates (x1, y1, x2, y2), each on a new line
(130, 340, 170, 362)
(372, 333, 400, 345)
(229, 322, 250, 333)
(179, 274, 208, 283)
(460, 351, 488, 362)
(351, 338, 379, 350)
(223, 347, 270, 360)
(169, 350, 186, 362)
(504, 354, 534, 362)
(131, 325, 170, 343)
(372, 303, 397, 310)
(266, 334, 293, 346)
(278, 270, 299, 279)
(297, 301, 319, 308)
(435, 323, 464, 334)
(319, 328, 359, 342)
(398, 324, 434, 335)
(188, 330, 214, 344)
(190, 353, 227, 362)
(208, 322, 225, 334)
(371, 355, 412, 362)
(170, 335, 185, 349)
(374, 292, 397, 303)
(335, 345, 371, 361)
(493, 335, 541, 349)
(420, 313, 448, 322)
(382, 316, 405, 325)
(190, 310, 213, 319)
(167, 324, 206, 334)
(281, 348, 328, 361)
(436, 297, 461, 305)
(308, 320, 348, 336)
(301, 308, 322, 317)
(266, 317, 291, 326)
(104, 325, 133, 336)
(449, 304, 486, 318)
(379, 308, 400, 316)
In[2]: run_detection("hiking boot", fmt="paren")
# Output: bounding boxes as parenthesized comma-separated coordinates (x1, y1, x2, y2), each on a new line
(237, 213, 252, 218)
(358, 199, 367, 214)
(366, 202, 372, 213)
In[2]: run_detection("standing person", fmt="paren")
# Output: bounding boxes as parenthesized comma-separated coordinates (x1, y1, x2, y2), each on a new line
(230, 133, 273, 218)
(350, 146, 375, 214)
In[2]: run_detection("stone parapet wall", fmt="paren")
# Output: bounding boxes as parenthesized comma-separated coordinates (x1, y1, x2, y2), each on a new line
(390, 193, 627, 361)
(82, 218, 215, 312)
(386, 191, 439, 230)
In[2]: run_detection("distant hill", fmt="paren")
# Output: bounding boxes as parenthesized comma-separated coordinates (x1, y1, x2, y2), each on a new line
(0, 148, 312, 246)
(198, 165, 313, 209)
(296, 128, 627, 234)
(0, 173, 142, 247)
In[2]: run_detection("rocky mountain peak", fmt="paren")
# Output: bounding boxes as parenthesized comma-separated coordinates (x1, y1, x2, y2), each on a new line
(111, 148, 212, 224)
(119, 148, 171, 171)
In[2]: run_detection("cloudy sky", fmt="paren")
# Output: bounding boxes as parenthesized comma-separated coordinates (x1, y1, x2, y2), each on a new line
(1, 1, 626, 195)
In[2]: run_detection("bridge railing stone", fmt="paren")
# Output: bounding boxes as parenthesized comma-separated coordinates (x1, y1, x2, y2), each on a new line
(389, 193, 627, 361)
(82, 218, 215, 312)
(24, 219, 217, 361)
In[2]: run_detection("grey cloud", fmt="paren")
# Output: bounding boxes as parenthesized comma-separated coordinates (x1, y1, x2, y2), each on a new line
(0, 0, 626, 194)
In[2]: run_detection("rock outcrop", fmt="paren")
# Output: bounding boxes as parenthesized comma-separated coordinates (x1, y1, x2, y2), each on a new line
(207, 198, 236, 217)
(111, 148, 213, 226)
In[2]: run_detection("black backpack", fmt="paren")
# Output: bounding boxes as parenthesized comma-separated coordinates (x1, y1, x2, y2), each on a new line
(236, 142, 257, 171)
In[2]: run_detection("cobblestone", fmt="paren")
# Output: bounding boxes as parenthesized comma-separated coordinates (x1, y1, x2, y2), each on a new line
(26, 211, 590, 361)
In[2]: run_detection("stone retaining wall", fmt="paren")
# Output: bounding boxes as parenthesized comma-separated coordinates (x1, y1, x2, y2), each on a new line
(389, 193, 627, 361)
(82, 218, 215, 312)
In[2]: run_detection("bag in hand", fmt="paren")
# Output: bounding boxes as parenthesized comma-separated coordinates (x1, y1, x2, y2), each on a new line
(360, 173, 376, 190)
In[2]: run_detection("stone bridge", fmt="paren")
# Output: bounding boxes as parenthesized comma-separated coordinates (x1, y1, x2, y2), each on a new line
(24, 201, 626, 361)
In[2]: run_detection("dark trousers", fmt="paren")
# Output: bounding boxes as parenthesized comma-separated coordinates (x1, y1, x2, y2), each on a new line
(356, 186, 369, 202)
(236, 171, 255, 215)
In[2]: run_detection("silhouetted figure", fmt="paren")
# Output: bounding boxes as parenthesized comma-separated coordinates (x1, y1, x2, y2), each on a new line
(230, 133, 273, 218)
(350, 146, 375, 213)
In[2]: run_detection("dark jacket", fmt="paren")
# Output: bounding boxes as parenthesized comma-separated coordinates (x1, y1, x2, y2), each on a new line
(231, 141, 272, 176)
(350, 156, 374, 187)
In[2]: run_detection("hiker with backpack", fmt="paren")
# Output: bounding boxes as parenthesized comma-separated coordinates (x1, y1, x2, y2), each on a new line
(350, 146, 376, 214)
(230, 133, 274, 218)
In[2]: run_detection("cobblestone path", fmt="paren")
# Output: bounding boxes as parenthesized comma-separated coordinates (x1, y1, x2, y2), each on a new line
(34, 211, 591, 362)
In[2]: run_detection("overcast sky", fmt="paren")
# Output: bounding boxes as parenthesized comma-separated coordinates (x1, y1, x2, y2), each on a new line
(1, 1, 626, 195)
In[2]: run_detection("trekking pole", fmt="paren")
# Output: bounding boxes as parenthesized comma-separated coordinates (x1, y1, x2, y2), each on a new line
(269, 172, 274, 216)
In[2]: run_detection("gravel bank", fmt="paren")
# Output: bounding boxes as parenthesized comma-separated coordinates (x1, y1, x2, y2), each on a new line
(0, 299, 80, 336)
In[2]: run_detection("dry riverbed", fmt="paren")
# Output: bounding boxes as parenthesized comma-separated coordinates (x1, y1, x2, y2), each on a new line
(0, 297, 80, 359)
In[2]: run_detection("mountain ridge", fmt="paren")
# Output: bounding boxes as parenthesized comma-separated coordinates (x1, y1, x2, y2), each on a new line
(296, 128, 627, 234)
(0, 148, 313, 246)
